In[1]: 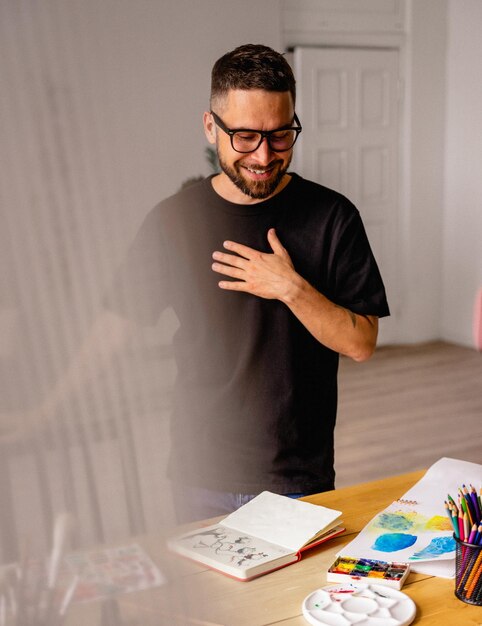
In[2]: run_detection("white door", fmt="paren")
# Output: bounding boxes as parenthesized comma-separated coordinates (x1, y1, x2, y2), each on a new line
(293, 47, 400, 345)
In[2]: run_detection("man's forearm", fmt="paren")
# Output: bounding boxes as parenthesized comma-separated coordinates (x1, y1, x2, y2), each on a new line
(280, 272, 378, 362)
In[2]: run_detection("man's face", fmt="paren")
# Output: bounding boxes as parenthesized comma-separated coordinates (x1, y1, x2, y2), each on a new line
(204, 89, 295, 203)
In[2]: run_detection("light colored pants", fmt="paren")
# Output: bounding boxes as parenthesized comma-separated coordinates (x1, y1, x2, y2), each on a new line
(172, 484, 306, 524)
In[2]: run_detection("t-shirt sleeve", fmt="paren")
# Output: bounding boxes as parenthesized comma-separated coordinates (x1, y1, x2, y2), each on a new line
(331, 208, 390, 318)
(103, 205, 170, 326)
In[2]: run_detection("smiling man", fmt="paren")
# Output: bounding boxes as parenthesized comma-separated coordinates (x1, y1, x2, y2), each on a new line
(105, 44, 390, 523)
(206, 89, 297, 201)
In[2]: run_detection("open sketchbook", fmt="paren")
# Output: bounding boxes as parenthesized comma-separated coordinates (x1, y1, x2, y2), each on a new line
(168, 491, 344, 581)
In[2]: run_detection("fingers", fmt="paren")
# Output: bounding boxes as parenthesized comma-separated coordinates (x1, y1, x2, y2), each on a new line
(267, 228, 288, 257)
(211, 230, 293, 296)
(217, 280, 248, 292)
(221, 239, 256, 259)
(215, 229, 285, 260)
(211, 249, 248, 282)
(212, 250, 248, 268)
(211, 260, 245, 280)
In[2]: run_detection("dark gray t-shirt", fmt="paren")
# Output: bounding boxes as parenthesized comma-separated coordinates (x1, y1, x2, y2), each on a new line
(105, 174, 389, 493)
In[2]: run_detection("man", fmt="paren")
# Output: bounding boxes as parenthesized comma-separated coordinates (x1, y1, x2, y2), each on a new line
(104, 44, 389, 522)
(32, 44, 388, 524)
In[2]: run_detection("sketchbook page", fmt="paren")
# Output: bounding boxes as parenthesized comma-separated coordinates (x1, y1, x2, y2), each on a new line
(167, 523, 296, 579)
(221, 491, 342, 552)
(301, 525, 346, 551)
(399, 457, 482, 506)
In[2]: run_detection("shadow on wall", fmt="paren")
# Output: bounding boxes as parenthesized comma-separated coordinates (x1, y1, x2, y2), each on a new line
(180, 147, 220, 190)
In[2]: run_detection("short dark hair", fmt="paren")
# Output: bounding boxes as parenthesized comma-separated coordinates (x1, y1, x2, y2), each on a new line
(210, 44, 296, 109)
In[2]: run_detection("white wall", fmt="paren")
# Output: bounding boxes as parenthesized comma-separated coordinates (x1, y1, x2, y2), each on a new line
(0, 0, 282, 398)
(442, 0, 482, 346)
(399, 0, 447, 343)
(387, 0, 482, 347)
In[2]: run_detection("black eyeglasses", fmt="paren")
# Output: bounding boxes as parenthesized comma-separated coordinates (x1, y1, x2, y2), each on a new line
(210, 111, 302, 153)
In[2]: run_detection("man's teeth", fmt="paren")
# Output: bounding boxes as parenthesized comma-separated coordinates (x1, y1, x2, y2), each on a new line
(246, 167, 270, 174)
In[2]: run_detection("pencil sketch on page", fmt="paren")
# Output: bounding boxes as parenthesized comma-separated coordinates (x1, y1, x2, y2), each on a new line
(177, 525, 293, 568)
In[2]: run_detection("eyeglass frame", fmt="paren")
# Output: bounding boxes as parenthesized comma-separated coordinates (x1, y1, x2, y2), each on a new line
(210, 110, 302, 153)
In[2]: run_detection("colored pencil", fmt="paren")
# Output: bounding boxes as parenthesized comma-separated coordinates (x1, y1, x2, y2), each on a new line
(463, 513, 471, 542)
(458, 511, 465, 541)
(457, 549, 478, 592)
(474, 524, 482, 546)
(466, 556, 482, 599)
(445, 501, 459, 537)
(447, 493, 457, 509)
(459, 493, 474, 527)
(448, 482, 482, 605)
(464, 550, 482, 594)
(468, 524, 478, 545)
(473, 569, 482, 602)
(469, 485, 481, 521)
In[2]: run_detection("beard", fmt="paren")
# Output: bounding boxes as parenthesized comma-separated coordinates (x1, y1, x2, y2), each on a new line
(217, 151, 292, 200)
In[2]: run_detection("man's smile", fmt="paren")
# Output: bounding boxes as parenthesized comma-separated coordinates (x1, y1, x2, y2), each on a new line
(242, 164, 276, 180)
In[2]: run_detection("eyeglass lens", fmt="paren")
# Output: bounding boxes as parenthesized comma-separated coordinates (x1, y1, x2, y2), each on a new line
(232, 129, 297, 153)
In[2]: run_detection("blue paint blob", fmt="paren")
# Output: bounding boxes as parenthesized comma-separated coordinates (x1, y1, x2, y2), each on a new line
(372, 533, 417, 552)
(410, 535, 456, 560)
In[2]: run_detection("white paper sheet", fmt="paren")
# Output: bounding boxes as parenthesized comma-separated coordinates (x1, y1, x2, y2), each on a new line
(402, 457, 482, 506)
(337, 458, 482, 578)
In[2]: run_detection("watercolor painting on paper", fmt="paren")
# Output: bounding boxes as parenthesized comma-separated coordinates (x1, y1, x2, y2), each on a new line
(337, 501, 456, 564)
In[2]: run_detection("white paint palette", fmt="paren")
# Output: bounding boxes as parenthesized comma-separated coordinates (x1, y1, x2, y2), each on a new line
(302, 582, 416, 626)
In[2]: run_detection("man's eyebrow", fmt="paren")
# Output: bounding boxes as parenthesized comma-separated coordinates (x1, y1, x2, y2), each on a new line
(230, 120, 295, 132)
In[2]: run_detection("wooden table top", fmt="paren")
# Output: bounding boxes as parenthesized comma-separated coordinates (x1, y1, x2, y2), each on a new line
(67, 470, 482, 625)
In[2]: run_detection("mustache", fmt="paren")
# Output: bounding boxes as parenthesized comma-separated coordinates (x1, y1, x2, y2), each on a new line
(239, 159, 283, 171)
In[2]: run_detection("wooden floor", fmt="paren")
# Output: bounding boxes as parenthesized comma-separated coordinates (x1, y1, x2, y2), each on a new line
(335, 341, 482, 487)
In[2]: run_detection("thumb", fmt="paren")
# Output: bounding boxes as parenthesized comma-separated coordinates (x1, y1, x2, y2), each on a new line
(267, 228, 290, 260)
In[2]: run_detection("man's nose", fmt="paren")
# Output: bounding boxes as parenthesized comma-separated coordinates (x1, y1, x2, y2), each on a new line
(251, 136, 274, 163)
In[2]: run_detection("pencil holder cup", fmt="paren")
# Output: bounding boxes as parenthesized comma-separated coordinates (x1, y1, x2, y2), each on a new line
(454, 535, 482, 605)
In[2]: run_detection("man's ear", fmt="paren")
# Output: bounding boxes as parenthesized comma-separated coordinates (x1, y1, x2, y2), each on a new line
(203, 111, 216, 145)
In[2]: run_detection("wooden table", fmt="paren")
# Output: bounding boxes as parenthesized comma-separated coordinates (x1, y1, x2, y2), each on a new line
(67, 471, 482, 625)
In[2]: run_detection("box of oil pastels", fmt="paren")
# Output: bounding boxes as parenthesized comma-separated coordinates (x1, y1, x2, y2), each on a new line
(327, 555, 410, 590)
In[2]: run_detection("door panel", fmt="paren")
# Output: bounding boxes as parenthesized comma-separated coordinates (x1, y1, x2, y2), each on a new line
(293, 47, 400, 344)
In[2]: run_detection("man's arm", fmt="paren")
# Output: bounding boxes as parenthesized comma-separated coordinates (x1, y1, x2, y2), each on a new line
(211, 228, 378, 362)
